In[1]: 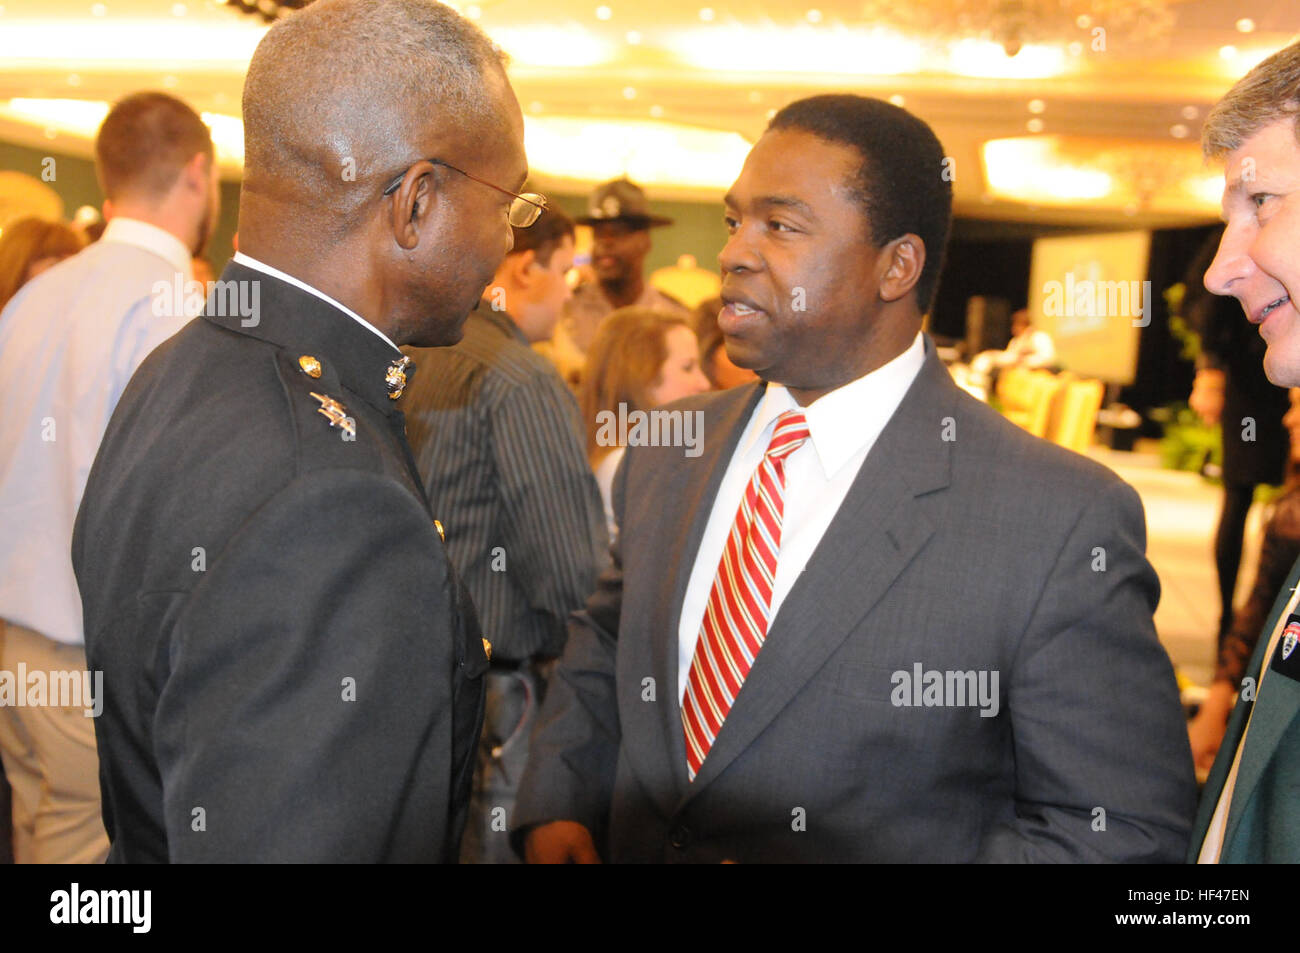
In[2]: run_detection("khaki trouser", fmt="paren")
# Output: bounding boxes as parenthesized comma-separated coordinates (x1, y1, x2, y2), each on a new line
(0, 619, 109, 863)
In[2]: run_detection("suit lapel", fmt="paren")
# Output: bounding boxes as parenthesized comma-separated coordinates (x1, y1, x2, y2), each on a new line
(623, 383, 766, 807)
(1189, 563, 1300, 856)
(1220, 561, 1300, 853)
(680, 351, 955, 799)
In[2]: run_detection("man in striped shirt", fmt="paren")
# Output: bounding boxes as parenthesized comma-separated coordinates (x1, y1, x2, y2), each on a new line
(401, 206, 609, 863)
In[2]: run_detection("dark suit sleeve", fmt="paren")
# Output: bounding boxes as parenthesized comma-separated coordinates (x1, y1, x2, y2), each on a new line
(979, 479, 1197, 862)
(512, 451, 626, 851)
(153, 469, 458, 862)
(491, 373, 610, 656)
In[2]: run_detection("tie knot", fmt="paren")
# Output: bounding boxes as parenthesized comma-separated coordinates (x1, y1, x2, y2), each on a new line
(766, 410, 810, 460)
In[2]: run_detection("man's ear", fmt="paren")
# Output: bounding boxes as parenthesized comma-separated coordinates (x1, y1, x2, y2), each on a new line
(388, 161, 439, 252)
(878, 234, 926, 303)
(181, 152, 210, 196)
(507, 249, 538, 288)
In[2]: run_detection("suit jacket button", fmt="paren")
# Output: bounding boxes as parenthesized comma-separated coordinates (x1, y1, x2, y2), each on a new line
(669, 824, 691, 849)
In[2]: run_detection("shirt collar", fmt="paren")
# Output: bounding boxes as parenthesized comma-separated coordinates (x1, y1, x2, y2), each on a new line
(474, 299, 530, 346)
(741, 332, 927, 479)
(101, 217, 192, 278)
(232, 251, 399, 353)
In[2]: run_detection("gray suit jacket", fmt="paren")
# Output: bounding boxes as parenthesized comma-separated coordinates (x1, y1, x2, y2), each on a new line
(514, 342, 1196, 862)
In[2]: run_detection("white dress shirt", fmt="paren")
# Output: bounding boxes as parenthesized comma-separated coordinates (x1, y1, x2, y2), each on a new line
(676, 332, 926, 699)
(594, 445, 625, 541)
(231, 251, 399, 352)
(0, 218, 195, 645)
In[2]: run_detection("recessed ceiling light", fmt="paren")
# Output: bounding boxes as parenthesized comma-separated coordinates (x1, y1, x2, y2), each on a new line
(805, 9, 822, 24)
(649, 104, 664, 118)
(1220, 45, 1238, 60)
(595, 5, 612, 20)
(91, 3, 106, 15)
(888, 94, 905, 107)
(171, 2, 187, 15)
(1075, 14, 1090, 28)
(465, 4, 481, 19)
(1170, 124, 1189, 138)
(1236, 18, 1255, 33)
(747, 90, 762, 103)
(1067, 41, 1082, 56)
(622, 86, 636, 99)
(626, 30, 641, 44)
(1027, 98, 1045, 114)
(698, 7, 714, 21)
(1181, 105, 1198, 120)
(67, 73, 82, 86)
(1026, 117, 1044, 133)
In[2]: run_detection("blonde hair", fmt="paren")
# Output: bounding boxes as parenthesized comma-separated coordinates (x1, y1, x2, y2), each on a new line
(1203, 39, 1300, 159)
(578, 307, 692, 465)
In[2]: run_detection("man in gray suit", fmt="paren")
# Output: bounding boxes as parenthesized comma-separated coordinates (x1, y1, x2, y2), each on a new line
(514, 94, 1195, 863)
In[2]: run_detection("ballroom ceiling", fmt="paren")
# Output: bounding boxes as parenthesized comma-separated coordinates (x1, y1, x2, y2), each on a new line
(0, 0, 1295, 226)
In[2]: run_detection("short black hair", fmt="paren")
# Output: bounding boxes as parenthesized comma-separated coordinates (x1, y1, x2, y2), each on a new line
(768, 94, 953, 314)
(509, 206, 574, 267)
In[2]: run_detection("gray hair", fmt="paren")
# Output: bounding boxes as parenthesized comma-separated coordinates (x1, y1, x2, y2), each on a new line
(1203, 39, 1300, 159)
(242, 0, 505, 227)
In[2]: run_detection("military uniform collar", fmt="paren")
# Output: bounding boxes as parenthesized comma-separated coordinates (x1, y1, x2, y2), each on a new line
(203, 259, 416, 415)
(473, 299, 530, 347)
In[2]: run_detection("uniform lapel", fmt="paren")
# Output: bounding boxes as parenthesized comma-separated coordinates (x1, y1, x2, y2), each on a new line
(680, 351, 955, 799)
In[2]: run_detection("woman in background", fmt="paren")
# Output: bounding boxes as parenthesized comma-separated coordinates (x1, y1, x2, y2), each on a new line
(694, 295, 759, 390)
(0, 217, 85, 313)
(579, 307, 710, 537)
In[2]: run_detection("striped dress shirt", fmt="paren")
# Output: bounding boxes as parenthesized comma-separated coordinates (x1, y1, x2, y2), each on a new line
(401, 304, 609, 662)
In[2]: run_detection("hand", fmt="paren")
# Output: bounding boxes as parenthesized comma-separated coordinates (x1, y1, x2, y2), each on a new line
(524, 820, 602, 864)
(1189, 369, 1226, 426)
(1188, 680, 1235, 774)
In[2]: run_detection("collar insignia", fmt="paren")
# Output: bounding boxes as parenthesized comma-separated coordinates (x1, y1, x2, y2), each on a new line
(386, 356, 413, 400)
(309, 391, 356, 438)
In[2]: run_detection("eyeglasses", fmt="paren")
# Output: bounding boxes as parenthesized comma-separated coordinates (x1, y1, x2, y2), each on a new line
(381, 158, 548, 228)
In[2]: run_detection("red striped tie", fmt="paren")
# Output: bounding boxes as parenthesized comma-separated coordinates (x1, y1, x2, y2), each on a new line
(681, 409, 810, 781)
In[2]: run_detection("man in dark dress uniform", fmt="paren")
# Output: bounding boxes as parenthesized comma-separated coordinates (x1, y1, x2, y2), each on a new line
(71, 0, 532, 862)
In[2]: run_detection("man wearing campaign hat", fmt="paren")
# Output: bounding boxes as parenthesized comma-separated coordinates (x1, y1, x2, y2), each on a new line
(554, 178, 689, 370)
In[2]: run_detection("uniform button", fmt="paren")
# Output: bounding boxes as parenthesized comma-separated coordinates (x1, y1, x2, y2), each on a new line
(669, 824, 691, 849)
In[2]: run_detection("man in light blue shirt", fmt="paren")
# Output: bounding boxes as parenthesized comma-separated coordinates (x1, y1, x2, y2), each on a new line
(0, 91, 219, 863)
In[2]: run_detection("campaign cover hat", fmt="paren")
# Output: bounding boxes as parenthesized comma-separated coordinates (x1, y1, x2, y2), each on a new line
(576, 177, 674, 228)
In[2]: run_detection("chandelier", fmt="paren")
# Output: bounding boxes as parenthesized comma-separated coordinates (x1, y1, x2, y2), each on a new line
(857, 0, 1184, 57)
(222, 0, 313, 24)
